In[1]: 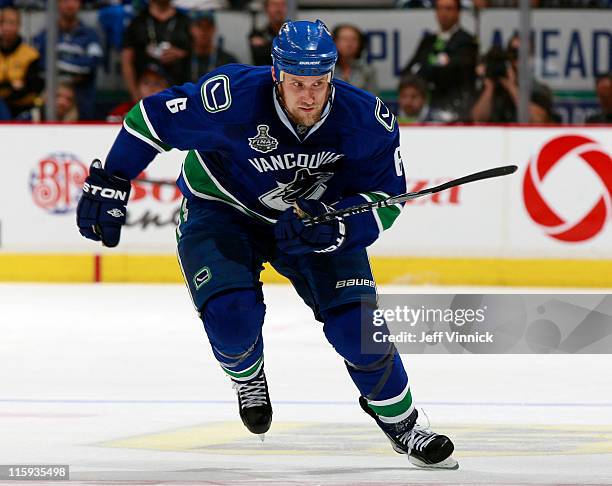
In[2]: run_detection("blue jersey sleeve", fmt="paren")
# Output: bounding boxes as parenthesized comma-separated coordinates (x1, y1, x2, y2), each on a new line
(105, 65, 261, 179)
(105, 81, 212, 178)
(333, 118, 406, 252)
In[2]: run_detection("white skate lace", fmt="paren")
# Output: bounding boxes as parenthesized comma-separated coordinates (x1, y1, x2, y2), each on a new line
(396, 410, 436, 454)
(232, 375, 269, 409)
(398, 424, 437, 454)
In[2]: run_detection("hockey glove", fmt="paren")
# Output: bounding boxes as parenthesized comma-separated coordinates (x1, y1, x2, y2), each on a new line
(274, 199, 346, 255)
(76, 159, 131, 248)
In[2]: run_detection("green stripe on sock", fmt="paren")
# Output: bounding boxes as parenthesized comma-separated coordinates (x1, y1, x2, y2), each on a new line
(368, 388, 413, 418)
(124, 103, 171, 151)
(221, 355, 263, 379)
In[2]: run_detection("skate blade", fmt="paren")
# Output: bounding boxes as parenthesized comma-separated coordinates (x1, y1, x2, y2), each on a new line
(408, 455, 459, 470)
(258, 433, 265, 443)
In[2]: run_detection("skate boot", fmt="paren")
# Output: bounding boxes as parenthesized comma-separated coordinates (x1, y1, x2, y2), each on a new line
(359, 396, 458, 469)
(232, 367, 272, 437)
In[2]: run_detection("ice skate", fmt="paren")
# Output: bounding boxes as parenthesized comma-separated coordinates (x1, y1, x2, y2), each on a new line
(359, 396, 458, 470)
(232, 368, 272, 437)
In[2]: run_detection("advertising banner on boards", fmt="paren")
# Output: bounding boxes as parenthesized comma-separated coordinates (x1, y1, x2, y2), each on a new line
(0, 125, 610, 259)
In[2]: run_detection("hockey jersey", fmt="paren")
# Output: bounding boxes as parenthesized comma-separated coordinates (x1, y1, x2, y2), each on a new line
(105, 64, 406, 247)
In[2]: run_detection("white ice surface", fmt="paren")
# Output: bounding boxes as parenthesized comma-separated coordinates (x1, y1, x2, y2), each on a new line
(0, 283, 611, 485)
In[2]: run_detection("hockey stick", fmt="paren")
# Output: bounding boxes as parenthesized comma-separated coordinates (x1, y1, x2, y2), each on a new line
(133, 177, 176, 186)
(135, 165, 518, 226)
(299, 165, 518, 226)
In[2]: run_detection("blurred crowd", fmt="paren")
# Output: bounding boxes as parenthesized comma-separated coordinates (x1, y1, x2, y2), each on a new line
(0, 0, 610, 123)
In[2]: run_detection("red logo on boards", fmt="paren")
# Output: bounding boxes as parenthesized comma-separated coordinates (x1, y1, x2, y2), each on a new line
(523, 135, 612, 242)
(30, 153, 88, 214)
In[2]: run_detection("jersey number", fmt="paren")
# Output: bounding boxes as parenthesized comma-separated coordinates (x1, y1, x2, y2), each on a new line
(166, 97, 187, 113)
(201, 74, 232, 113)
(394, 147, 404, 177)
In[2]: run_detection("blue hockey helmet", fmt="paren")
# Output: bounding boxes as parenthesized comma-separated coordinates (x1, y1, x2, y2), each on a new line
(271, 20, 338, 81)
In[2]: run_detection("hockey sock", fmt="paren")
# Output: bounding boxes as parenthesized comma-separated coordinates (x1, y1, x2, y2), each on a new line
(322, 303, 413, 424)
(202, 289, 266, 382)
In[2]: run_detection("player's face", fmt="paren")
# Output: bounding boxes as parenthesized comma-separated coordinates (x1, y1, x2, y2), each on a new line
(276, 72, 330, 128)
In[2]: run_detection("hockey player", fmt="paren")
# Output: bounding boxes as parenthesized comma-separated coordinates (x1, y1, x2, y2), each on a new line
(76, 20, 457, 469)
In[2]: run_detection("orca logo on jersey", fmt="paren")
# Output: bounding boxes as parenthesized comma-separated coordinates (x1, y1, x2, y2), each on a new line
(375, 97, 396, 132)
(248, 125, 279, 154)
(201, 74, 232, 113)
(166, 97, 187, 113)
(259, 168, 333, 211)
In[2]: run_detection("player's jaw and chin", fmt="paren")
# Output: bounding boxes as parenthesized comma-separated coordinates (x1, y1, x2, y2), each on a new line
(272, 68, 331, 128)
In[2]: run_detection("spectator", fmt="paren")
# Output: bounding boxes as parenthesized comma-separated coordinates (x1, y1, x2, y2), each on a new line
(332, 24, 377, 94)
(0, 7, 43, 118)
(107, 63, 169, 122)
(396, 0, 490, 6)
(401, 0, 478, 122)
(586, 74, 612, 124)
(34, 0, 102, 120)
(17, 81, 79, 122)
(471, 36, 557, 123)
(529, 88, 558, 124)
(469, 0, 540, 6)
(122, 0, 191, 102)
(0, 96, 10, 120)
(189, 10, 238, 81)
(397, 75, 432, 122)
(248, 0, 286, 66)
(98, 3, 134, 51)
(396, 0, 432, 6)
(539, 0, 599, 6)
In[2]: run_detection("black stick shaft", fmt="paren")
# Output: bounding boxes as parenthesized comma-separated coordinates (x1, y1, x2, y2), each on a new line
(302, 164, 518, 226)
(133, 178, 176, 186)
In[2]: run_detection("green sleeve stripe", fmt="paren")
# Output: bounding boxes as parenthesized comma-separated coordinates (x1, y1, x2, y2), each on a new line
(175, 198, 187, 240)
(182, 150, 275, 224)
(378, 204, 401, 231)
(363, 191, 402, 231)
(123, 101, 171, 152)
(359, 192, 382, 233)
(122, 119, 164, 152)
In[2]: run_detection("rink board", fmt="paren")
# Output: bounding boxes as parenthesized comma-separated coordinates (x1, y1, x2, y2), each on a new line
(2, 254, 612, 288)
(0, 124, 611, 286)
